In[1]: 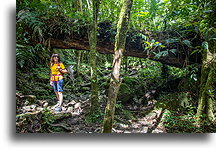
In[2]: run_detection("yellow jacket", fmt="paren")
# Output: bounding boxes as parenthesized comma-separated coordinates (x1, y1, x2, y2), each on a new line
(50, 62, 65, 81)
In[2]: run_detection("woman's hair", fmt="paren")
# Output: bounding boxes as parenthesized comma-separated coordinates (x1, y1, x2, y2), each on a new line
(50, 53, 61, 65)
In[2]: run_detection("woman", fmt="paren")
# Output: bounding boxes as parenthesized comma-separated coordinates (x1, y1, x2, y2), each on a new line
(50, 54, 67, 111)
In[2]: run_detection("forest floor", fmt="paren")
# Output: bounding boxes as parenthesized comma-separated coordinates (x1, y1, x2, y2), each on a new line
(16, 93, 167, 133)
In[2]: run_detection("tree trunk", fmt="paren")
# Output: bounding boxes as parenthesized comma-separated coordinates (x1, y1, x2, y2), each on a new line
(89, 0, 100, 114)
(76, 50, 81, 77)
(196, 0, 216, 123)
(196, 39, 216, 122)
(124, 56, 128, 74)
(196, 45, 215, 123)
(103, 0, 133, 133)
(74, 0, 83, 12)
(74, 0, 84, 77)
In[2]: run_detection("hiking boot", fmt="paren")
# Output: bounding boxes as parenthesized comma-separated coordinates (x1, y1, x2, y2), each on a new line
(55, 106, 62, 112)
(54, 101, 60, 108)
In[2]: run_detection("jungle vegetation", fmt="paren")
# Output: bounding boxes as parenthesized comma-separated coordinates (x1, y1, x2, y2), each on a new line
(16, 0, 216, 133)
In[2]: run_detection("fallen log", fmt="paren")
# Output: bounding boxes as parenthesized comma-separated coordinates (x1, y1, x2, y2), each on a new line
(45, 37, 201, 68)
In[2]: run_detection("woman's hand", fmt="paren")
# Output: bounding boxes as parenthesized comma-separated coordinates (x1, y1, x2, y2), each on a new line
(60, 69, 68, 74)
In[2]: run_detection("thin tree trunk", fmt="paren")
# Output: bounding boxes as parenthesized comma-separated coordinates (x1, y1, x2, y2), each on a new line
(124, 56, 128, 74)
(74, 0, 83, 12)
(74, 0, 84, 77)
(103, 0, 133, 133)
(89, 0, 100, 114)
(78, 0, 83, 12)
(76, 50, 81, 77)
(86, 0, 90, 10)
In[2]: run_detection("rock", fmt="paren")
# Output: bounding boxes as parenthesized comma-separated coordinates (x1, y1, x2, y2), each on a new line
(43, 102, 49, 108)
(141, 127, 148, 133)
(74, 102, 81, 109)
(70, 100, 77, 104)
(131, 123, 141, 129)
(138, 120, 150, 126)
(124, 130, 132, 133)
(62, 107, 67, 111)
(67, 107, 73, 112)
(23, 95, 37, 104)
(146, 112, 157, 119)
(22, 106, 31, 112)
(152, 119, 157, 123)
(65, 100, 76, 107)
(24, 100, 30, 105)
(36, 106, 44, 111)
(47, 106, 52, 110)
(119, 123, 129, 129)
(22, 105, 37, 112)
(37, 100, 45, 106)
(30, 105, 37, 111)
(112, 128, 123, 133)
(72, 112, 81, 116)
(68, 118, 79, 125)
(152, 128, 164, 133)
(94, 128, 101, 133)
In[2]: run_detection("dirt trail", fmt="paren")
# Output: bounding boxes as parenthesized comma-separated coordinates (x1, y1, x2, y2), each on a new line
(16, 96, 166, 133)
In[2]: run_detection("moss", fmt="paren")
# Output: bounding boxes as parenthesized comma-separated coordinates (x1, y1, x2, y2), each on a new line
(196, 42, 216, 123)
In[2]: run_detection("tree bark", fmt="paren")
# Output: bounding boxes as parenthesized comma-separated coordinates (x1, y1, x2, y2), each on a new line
(46, 37, 194, 68)
(196, 0, 216, 123)
(89, 0, 100, 114)
(196, 45, 215, 123)
(76, 50, 81, 77)
(103, 0, 133, 133)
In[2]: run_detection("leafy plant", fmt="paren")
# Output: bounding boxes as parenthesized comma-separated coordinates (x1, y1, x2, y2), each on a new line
(163, 110, 197, 133)
(16, 43, 49, 69)
(85, 111, 104, 124)
(42, 109, 55, 125)
(144, 39, 165, 55)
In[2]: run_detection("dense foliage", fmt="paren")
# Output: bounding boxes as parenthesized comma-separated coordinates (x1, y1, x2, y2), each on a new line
(16, 0, 215, 133)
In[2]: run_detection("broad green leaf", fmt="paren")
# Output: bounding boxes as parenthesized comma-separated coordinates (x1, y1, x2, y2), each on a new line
(18, 59, 25, 68)
(185, 22, 192, 27)
(141, 34, 147, 40)
(161, 50, 169, 56)
(151, 39, 155, 43)
(140, 12, 149, 15)
(138, 15, 146, 17)
(165, 38, 180, 44)
(190, 49, 200, 55)
(16, 44, 25, 48)
(182, 40, 192, 48)
(144, 41, 151, 45)
(159, 45, 166, 48)
(154, 50, 169, 58)
(169, 49, 176, 55)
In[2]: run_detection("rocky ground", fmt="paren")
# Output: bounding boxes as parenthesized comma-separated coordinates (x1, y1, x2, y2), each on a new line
(16, 92, 167, 133)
